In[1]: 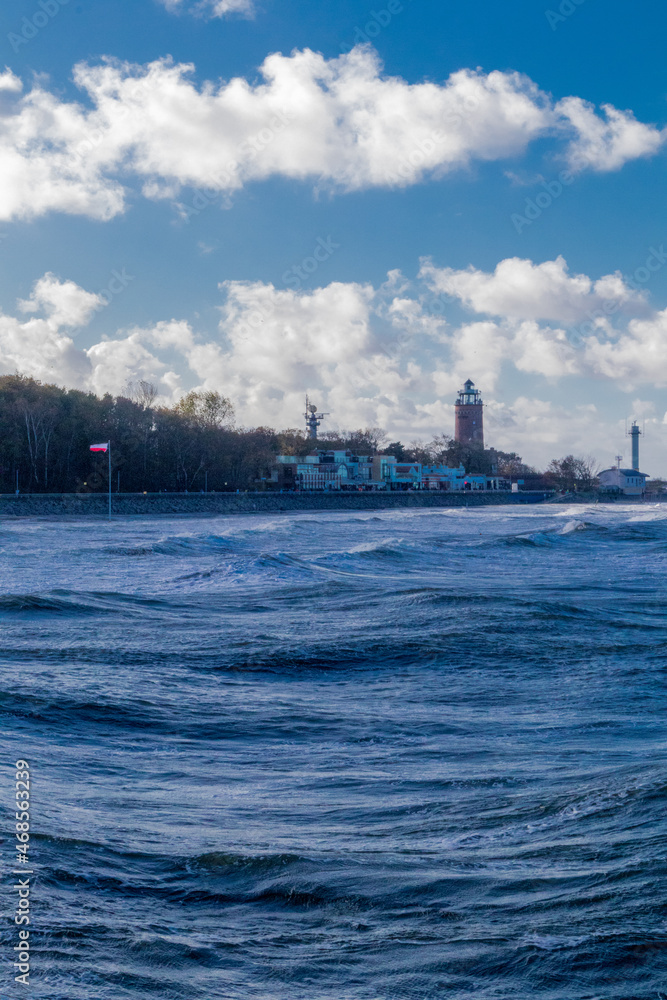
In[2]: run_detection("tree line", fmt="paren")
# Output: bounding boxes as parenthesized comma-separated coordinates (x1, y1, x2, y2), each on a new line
(0, 374, 600, 493)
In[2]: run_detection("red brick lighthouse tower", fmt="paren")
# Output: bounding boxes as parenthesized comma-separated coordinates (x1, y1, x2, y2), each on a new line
(454, 379, 484, 447)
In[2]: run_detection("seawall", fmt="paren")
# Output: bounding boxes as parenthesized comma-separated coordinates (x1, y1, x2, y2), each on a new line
(0, 491, 555, 518)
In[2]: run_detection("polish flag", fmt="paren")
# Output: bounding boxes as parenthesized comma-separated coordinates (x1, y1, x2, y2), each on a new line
(90, 442, 109, 453)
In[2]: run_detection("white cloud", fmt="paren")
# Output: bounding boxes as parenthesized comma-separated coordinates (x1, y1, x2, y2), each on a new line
(557, 97, 666, 172)
(3, 263, 667, 468)
(87, 334, 168, 397)
(584, 309, 667, 386)
(69, 51, 552, 197)
(447, 321, 508, 391)
(486, 397, 609, 467)
(421, 255, 643, 323)
(0, 69, 22, 93)
(0, 72, 125, 221)
(158, 0, 255, 17)
(512, 320, 579, 378)
(0, 49, 663, 220)
(0, 313, 91, 387)
(0, 275, 179, 396)
(431, 315, 579, 396)
(18, 272, 104, 328)
(207, 279, 382, 425)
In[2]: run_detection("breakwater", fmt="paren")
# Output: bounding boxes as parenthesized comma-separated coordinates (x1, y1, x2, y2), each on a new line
(0, 490, 554, 517)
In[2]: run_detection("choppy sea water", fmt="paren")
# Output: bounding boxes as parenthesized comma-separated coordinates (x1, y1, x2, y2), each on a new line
(2, 504, 667, 1000)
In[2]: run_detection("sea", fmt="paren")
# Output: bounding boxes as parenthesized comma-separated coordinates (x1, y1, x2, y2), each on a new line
(2, 504, 667, 1000)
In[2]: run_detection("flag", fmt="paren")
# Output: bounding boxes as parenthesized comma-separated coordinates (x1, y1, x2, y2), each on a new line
(90, 443, 109, 453)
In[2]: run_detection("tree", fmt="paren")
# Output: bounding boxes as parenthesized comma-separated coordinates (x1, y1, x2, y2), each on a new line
(431, 440, 492, 474)
(494, 452, 535, 478)
(425, 435, 453, 464)
(404, 440, 435, 465)
(125, 379, 158, 410)
(344, 426, 388, 453)
(14, 380, 60, 488)
(173, 390, 234, 429)
(545, 455, 599, 491)
(382, 441, 407, 461)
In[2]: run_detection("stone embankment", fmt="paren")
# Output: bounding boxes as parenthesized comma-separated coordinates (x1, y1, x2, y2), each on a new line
(0, 491, 555, 517)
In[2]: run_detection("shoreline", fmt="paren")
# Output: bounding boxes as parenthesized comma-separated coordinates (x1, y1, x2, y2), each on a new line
(0, 490, 621, 518)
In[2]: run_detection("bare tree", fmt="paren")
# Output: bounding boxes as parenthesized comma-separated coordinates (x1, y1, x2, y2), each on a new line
(124, 379, 158, 410)
(545, 454, 600, 491)
(174, 390, 234, 429)
(17, 394, 58, 488)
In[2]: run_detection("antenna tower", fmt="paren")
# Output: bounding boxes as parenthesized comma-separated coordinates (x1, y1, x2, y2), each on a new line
(304, 395, 329, 439)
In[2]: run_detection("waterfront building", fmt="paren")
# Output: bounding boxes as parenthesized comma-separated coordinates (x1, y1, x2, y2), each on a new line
(599, 429, 648, 496)
(461, 473, 507, 491)
(598, 467, 649, 496)
(510, 474, 554, 492)
(272, 451, 508, 492)
(421, 464, 466, 490)
(272, 450, 376, 490)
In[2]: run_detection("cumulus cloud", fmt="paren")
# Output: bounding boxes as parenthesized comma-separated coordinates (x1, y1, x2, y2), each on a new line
(86, 332, 170, 397)
(557, 97, 666, 172)
(0, 48, 663, 220)
(68, 51, 553, 197)
(0, 70, 125, 221)
(0, 271, 433, 433)
(584, 309, 667, 386)
(420, 255, 643, 324)
(0, 69, 22, 93)
(486, 397, 612, 466)
(430, 316, 579, 397)
(0, 275, 183, 396)
(158, 0, 255, 17)
(206, 278, 409, 428)
(3, 261, 667, 466)
(512, 320, 579, 378)
(18, 272, 104, 328)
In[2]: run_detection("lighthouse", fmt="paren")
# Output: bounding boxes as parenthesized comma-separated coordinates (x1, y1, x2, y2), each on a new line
(454, 379, 484, 448)
(629, 421, 641, 471)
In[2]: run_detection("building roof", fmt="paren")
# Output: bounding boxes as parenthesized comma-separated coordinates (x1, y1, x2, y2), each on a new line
(601, 468, 648, 477)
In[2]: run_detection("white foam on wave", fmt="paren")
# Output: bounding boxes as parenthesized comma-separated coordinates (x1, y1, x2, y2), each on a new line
(345, 537, 406, 555)
(557, 519, 588, 535)
(626, 509, 667, 523)
(553, 504, 603, 516)
(523, 932, 590, 951)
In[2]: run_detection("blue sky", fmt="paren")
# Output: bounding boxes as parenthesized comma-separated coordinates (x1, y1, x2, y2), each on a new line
(1, 0, 667, 469)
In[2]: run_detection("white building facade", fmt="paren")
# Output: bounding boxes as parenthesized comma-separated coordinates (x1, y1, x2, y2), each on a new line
(598, 468, 649, 496)
(273, 452, 508, 491)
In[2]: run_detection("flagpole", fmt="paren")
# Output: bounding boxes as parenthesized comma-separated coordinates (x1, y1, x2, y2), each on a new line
(108, 442, 111, 520)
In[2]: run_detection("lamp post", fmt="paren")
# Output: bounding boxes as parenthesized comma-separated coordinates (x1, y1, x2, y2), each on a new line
(89, 441, 111, 519)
